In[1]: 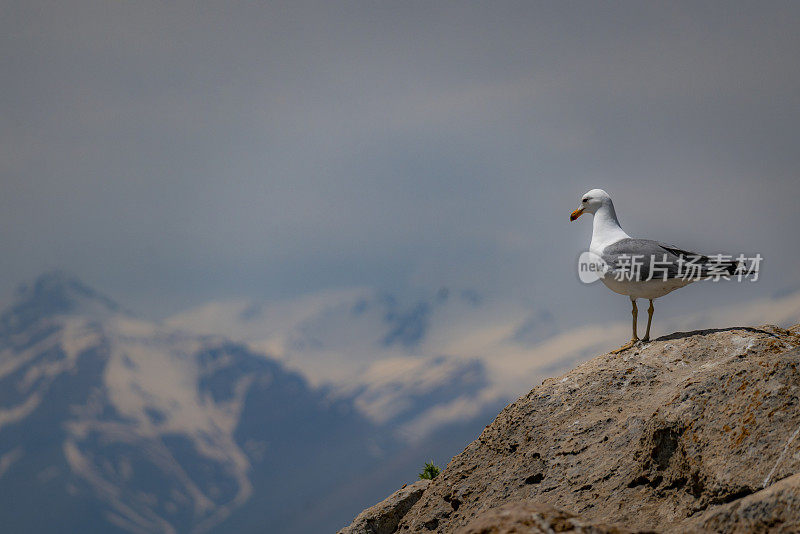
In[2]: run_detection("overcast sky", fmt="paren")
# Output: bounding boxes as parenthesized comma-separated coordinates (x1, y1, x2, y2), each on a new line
(2, 1, 798, 323)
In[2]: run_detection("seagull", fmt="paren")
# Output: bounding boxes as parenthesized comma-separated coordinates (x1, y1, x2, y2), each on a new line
(570, 188, 740, 353)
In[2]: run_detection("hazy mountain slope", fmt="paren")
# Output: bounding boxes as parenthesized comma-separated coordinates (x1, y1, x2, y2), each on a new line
(167, 290, 553, 442)
(0, 273, 392, 533)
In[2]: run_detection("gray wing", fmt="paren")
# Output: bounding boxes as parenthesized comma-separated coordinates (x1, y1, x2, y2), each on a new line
(601, 239, 735, 282)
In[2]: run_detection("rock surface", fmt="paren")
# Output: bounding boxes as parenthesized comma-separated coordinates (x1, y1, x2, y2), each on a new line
(684, 472, 800, 532)
(348, 325, 800, 532)
(460, 501, 639, 533)
(339, 479, 430, 534)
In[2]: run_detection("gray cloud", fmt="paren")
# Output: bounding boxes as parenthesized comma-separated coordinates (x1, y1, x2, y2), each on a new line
(1, 1, 798, 321)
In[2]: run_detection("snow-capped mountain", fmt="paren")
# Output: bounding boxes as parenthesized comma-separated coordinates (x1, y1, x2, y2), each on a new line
(0, 273, 401, 533)
(6, 272, 799, 533)
(166, 287, 552, 442)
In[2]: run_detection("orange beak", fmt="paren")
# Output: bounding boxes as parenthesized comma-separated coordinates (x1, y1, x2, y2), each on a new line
(570, 207, 585, 221)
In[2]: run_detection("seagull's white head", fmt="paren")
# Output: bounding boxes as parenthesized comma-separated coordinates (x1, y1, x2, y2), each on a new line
(570, 188, 611, 221)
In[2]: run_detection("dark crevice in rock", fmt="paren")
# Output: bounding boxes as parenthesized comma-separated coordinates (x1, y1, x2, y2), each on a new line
(651, 426, 684, 470)
(688, 472, 705, 498)
(443, 493, 462, 512)
(663, 476, 687, 491)
(524, 473, 544, 485)
(628, 475, 650, 488)
(710, 486, 755, 505)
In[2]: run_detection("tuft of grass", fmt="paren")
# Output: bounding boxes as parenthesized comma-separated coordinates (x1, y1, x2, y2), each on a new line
(418, 460, 441, 480)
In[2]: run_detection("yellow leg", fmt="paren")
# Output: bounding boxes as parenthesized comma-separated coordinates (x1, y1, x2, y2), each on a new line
(642, 299, 654, 342)
(612, 298, 639, 353)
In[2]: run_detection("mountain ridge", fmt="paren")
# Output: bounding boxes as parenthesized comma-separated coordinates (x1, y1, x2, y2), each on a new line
(0, 272, 400, 532)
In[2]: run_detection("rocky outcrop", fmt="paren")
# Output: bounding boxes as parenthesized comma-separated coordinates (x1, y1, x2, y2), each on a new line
(349, 325, 800, 533)
(338, 480, 430, 534)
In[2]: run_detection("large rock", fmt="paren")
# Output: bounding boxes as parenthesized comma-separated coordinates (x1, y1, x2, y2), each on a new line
(339, 479, 430, 534)
(391, 325, 800, 532)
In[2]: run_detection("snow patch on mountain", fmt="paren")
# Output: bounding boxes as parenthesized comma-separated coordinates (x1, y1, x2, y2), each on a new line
(167, 288, 547, 439)
(0, 273, 384, 533)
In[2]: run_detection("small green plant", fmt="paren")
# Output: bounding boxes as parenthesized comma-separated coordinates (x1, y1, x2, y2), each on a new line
(418, 460, 440, 480)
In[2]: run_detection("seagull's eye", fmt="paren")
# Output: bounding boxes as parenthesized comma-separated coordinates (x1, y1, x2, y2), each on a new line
(582, 198, 588, 203)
